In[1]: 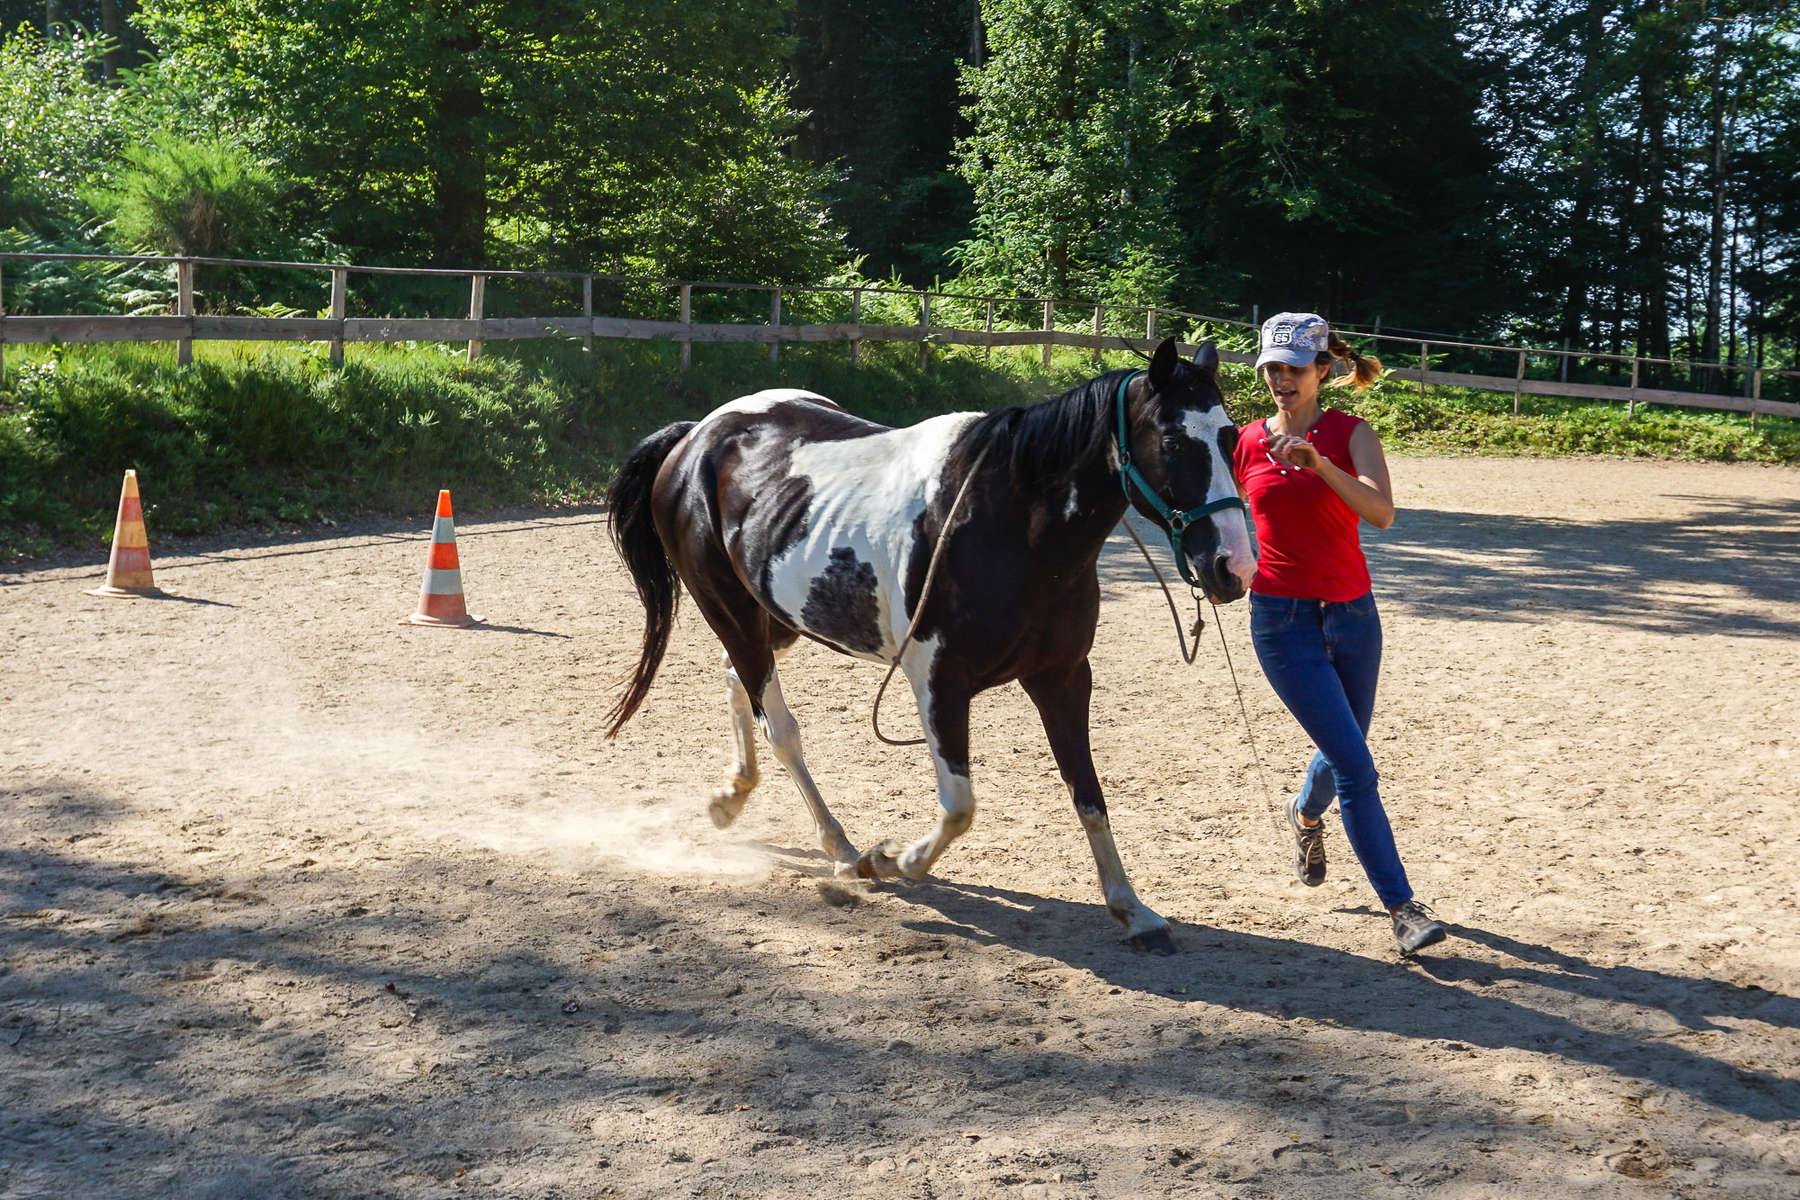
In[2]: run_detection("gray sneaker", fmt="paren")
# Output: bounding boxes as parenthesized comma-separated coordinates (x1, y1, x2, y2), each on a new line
(1391, 900, 1447, 955)
(1287, 796, 1326, 886)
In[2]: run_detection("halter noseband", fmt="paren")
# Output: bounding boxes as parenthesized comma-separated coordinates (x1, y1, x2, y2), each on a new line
(1113, 369, 1249, 590)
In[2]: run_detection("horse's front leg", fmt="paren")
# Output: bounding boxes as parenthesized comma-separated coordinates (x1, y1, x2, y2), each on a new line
(1021, 660, 1174, 954)
(857, 642, 974, 881)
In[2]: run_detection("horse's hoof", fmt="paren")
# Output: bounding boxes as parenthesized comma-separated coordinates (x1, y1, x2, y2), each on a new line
(855, 844, 900, 880)
(1126, 927, 1178, 956)
(707, 787, 746, 829)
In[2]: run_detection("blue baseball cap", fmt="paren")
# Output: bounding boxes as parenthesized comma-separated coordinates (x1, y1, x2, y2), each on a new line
(1255, 312, 1331, 369)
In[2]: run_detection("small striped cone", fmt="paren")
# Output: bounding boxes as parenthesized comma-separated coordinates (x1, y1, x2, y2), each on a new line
(399, 489, 482, 627)
(85, 469, 165, 598)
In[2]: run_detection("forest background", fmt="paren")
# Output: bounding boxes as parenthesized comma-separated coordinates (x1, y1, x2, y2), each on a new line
(6, 0, 1799, 365)
(2, 2, 1798, 554)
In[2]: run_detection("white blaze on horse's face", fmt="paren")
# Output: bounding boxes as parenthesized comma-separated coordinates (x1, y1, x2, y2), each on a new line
(1179, 406, 1257, 592)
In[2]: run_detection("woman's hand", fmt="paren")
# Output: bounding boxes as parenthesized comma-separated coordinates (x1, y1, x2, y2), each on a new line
(1266, 432, 1323, 472)
(1265, 426, 1396, 529)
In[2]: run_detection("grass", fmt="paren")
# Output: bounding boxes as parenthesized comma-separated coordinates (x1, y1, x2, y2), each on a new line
(1, 338, 1794, 561)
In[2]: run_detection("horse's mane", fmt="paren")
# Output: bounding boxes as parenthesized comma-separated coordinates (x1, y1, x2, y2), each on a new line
(949, 369, 1134, 493)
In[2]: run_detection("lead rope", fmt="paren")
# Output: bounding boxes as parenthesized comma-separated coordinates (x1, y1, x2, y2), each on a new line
(1209, 597, 1281, 818)
(1120, 514, 1283, 822)
(871, 446, 992, 747)
(1118, 515, 1203, 664)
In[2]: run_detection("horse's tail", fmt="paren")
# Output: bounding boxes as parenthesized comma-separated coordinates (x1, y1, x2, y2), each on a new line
(603, 420, 697, 739)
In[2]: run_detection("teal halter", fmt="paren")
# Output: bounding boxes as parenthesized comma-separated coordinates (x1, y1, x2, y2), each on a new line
(1113, 370, 1249, 590)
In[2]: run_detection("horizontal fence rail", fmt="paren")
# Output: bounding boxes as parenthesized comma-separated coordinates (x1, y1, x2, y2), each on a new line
(1, 252, 1795, 424)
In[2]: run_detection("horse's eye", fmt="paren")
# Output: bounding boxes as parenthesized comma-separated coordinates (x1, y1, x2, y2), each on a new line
(1160, 437, 1184, 456)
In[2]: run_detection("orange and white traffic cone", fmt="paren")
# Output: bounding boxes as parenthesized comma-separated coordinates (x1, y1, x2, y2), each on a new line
(85, 469, 165, 599)
(399, 489, 483, 627)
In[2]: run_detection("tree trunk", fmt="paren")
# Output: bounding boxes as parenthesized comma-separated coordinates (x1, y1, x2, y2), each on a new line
(432, 18, 487, 267)
(1557, 189, 1594, 352)
(1699, 21, 1728, 391)
(1636, 0, 1673, 383)
(101, 0, 120, 77)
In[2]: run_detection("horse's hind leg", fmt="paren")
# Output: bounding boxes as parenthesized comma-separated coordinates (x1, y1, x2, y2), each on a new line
(1021, 659, 1173, 953)
(708, 650, 761, 828)
(750, 659, 859, 873)
(686, 566, 855, 870)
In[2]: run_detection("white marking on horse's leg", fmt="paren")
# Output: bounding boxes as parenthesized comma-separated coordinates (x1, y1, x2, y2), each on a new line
(893, 751, 974, 880)
(859, 637, 975, 881)
(708, 651, 760, 829)
(1076, 804, 1166, 938)
(756, 668, 859, 872)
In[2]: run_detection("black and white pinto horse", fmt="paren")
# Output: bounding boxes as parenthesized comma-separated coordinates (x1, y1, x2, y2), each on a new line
(604, 338, 1255, 951)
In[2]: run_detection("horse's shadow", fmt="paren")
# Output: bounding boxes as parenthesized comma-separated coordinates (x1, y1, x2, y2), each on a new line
(827, 869, 1799, 1123)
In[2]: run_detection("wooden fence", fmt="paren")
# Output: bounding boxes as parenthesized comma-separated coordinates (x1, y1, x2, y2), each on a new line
(2, 252, 1796, 425)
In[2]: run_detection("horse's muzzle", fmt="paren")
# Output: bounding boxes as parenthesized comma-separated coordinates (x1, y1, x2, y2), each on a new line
(1202, 552, 1248, 605)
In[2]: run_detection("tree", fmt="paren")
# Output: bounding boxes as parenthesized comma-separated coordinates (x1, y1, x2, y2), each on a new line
(136, 0, 844, 277)
(787, 0, 974, 282)
(1167, 0, 1508, 331)
(0, 24, 128, 229)
(953, 0, 1192, 305)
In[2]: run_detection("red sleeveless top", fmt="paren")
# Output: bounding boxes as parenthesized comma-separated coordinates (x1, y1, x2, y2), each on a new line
(1232, 408, 1372, 602)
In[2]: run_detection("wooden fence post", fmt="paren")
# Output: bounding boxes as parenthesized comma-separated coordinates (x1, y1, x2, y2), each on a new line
(1560, 339, 1570, 383)
(769, 288, 781, 365)
(328, 266, 347, 367)
(850, 288, 862, 365)
(1627, 357, 1640, 417)
(176, 258, 194, 366)
(918, 291, 930, 368)
(1418, 341, 1428, 403)
(1042, 299, 1054, 370)
(1512, 348, 1526, 416)
(983, 298, 994, 363)
(582, 275, 593, 357)
(1145, 306, 1155, 342)
(466, 273, 485, 363)
(679, 284, 692, 370)
(0, 260, 7, 382)
(1751, 364, 1763, 432)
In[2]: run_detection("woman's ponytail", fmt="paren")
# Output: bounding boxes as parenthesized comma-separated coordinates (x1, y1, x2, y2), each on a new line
(1323, 331, 1383, 391)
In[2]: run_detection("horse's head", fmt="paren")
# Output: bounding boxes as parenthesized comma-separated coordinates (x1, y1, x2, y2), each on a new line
(1120, 338, 1257, 603)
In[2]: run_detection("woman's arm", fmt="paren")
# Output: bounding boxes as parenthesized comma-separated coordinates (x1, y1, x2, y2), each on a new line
(1264, 423, 1396, 529)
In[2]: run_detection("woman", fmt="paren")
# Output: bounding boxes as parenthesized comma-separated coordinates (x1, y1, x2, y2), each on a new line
(1233, 312, 1446, 955)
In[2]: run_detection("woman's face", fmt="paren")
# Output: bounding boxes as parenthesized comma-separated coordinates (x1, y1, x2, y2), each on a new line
(1262, 360, 1331, 410)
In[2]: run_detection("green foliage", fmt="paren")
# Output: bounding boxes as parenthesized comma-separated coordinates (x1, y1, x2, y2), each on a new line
(787, 0, 973, 281)
(0, 224, 175, 315)
(1220, 366, 1799, 463)
(2, 342, 1791, 561)
(953, 0, 1190, 306)
(86, 135, 281, 258)
(0, 25, 127, 228)
(135, 0, 846, 277)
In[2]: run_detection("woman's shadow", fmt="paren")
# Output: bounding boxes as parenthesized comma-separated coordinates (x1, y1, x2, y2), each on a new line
(865, 871, 1799, 1124)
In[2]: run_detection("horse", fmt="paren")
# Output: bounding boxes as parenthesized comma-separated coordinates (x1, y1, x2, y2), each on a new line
(602, 337, 1255, 951)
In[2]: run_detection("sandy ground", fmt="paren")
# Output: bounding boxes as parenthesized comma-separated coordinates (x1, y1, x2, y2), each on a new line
(2, 454, 1798, 1199)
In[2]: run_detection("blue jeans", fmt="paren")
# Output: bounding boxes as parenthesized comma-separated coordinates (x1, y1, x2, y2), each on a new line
(1249, 591, 1413, 910)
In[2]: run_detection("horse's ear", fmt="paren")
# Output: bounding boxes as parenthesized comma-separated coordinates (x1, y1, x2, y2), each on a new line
(1149, 337, 1179, 388)
(1193, 340, 1219, 375)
